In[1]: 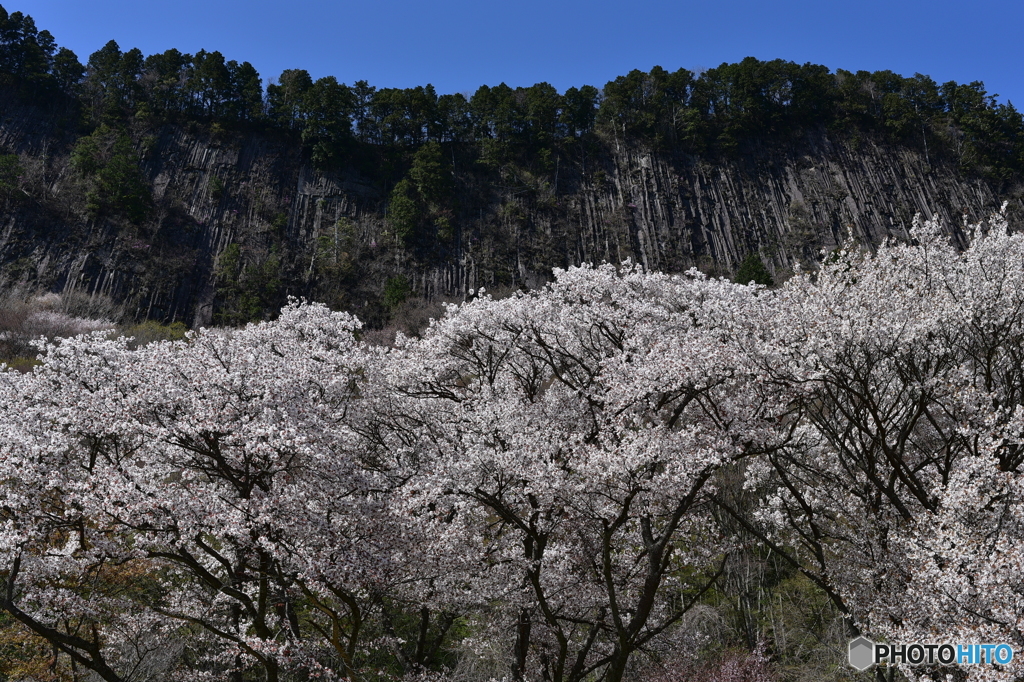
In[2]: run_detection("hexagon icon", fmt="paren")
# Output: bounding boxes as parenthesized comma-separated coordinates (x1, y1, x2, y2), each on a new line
(849, 636, 875, 670)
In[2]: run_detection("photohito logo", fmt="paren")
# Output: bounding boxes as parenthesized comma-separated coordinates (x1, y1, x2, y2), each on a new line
(849, 637, 1014, 670)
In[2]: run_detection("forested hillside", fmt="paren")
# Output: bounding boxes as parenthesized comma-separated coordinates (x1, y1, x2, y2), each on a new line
(0, 3, 1021, 331)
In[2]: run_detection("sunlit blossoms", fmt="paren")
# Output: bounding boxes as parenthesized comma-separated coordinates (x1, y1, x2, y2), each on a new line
(1, 207, 1023, 681)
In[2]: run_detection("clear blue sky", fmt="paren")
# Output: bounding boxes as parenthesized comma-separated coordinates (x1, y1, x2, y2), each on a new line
(22, 0, 1024, 107)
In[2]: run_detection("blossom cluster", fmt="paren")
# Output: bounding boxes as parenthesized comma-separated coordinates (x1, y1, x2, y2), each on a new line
(1, 207, 1022, 681)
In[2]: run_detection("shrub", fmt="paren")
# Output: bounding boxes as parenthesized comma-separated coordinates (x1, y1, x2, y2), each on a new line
(734, 252, 774, 286)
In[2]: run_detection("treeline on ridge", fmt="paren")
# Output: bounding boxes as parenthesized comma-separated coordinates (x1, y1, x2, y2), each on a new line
(2, 3, 1023, 181)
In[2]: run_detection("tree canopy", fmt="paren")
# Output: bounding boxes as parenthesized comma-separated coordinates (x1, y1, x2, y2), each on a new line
(3, 206, 1024, 680)
(1, 3, 1021, 180)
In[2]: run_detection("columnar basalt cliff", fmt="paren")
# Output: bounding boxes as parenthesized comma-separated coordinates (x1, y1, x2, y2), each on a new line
(0, 92, 1015, 328)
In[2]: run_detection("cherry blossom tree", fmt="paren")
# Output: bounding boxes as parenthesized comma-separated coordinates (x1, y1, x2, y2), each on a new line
(5, 207, 1024, 682)
(0, 301, 428, 681)
(736, 206, 1024, 681)
(360, 264, 790, 682)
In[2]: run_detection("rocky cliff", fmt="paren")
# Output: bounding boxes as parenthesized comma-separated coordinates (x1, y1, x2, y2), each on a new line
(0, 93, 1015, 328)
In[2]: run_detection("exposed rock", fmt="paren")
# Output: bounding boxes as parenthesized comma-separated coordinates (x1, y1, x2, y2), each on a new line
(0, 95, 1014, 326)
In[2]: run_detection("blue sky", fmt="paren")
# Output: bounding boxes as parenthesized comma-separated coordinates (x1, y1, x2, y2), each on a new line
(23, 0, 1024, 107)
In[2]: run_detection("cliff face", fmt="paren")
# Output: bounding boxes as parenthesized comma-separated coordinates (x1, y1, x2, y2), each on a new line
(555, 136, 1001, 275)
(0, 94, 1013, 327)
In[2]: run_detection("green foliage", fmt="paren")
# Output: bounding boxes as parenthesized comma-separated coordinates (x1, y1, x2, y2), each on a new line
(383, 275, 411, 309)
(300, 75, 356, 167)
(188, 49, 230, 118)
(121, 319, 188, 348)
(734, 252, 774, 286)
(271, 211, 289, 234)
(70, 133, 100, 174)
(409, 140, 452, 204)
(387, 142, 456, 249)
(366, 84, 438, 146)
(522, 81, 561, 150)
(215, 241, 242, 280)
(560, 85, 599, 137)
(83, 40, 145, 119)
(470, 83, 520, 165)
(142, 48, 192, 116)
(436, 92, 472, 142)
(267, 68, 313, 129)
(214, 243, 285, 325)
(227, 60, 263, 122)
(71, 125, 151, 222)
(0, 6, 60, 91)
(600, 66, 693, 143)
(208, 174, 224, 200)
(96, 133, 150, 221)
(354, 601, 464, 675)
(388, 179, 420, 243)
(2, 3, 1023, 180)
(51, 47, 84, 95)
(0, 611, 56, 680)
(0, 152, 22, 198)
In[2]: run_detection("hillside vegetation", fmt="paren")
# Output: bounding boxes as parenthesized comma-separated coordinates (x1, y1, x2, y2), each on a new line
(0, 4, 1021, 329)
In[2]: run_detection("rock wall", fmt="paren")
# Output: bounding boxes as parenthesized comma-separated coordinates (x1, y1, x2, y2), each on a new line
(581, 136, 1000, 274)
(0, 95, 1014, 326)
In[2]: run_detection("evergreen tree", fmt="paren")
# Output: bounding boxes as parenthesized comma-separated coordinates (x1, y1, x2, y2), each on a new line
(142, 48, 191, 116)
(734, 252, 774, 286)
(267, 68, 312, 129)
(71, 124, 151, 222)
(51, 46, 83, 95)
(187, 49, 230, 117)
(388, 141, 455, 248)
(226, 60, 262, 121)
(434, 92, 472, 142)
(301, 75, 354, 166)
(0, 8, 56, 87)
(560, 85, 599, 138)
